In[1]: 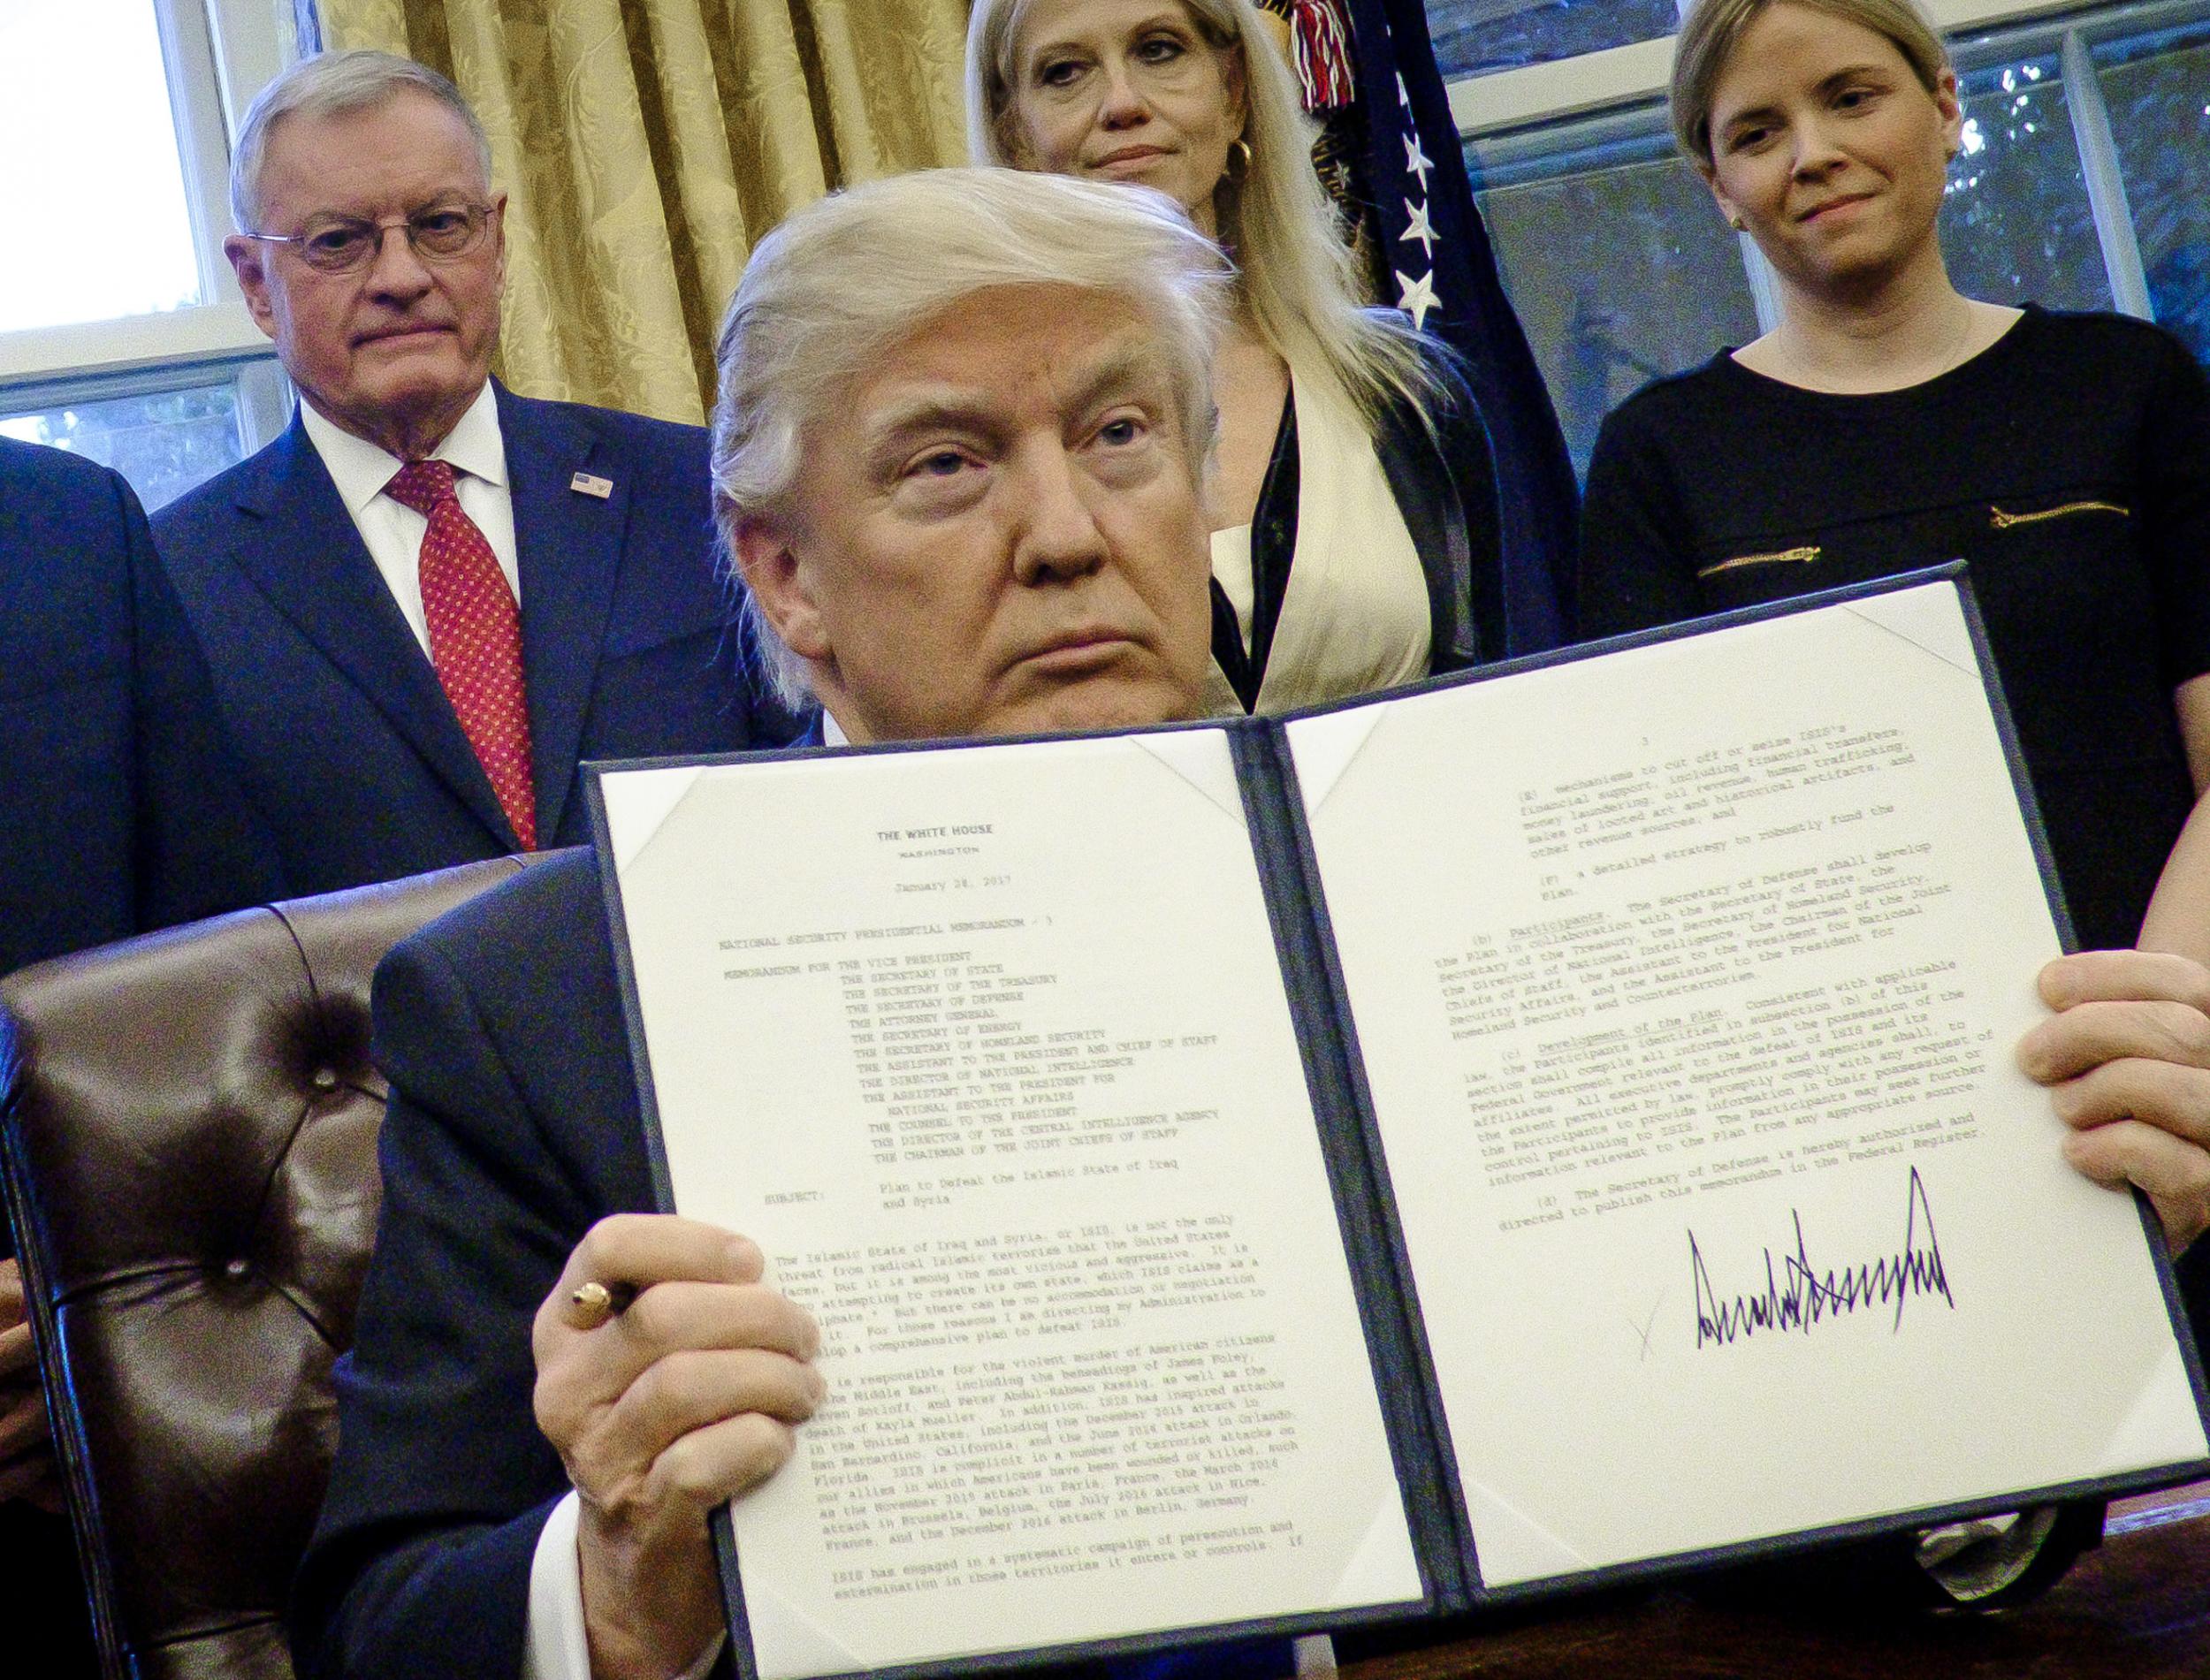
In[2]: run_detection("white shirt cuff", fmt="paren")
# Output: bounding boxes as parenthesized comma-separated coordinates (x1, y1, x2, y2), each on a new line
(523, 1489, 727, 1680)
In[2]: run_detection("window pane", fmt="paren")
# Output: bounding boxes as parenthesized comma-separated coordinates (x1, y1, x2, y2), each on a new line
(1, 384, 245, 512)
(0, 0, 201, 331)
(1941, 50, 2112, 312)
(2096, 21, 2210, 361)
(1468, 120, 1759, 478)
(1427, 0, 1678, 81)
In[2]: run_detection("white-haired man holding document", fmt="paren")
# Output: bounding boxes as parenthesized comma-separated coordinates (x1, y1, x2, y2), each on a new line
(293, 167, 2210, 1680)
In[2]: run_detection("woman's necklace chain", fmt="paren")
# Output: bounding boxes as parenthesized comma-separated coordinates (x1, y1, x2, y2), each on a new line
(1768, 297, 1978, 393)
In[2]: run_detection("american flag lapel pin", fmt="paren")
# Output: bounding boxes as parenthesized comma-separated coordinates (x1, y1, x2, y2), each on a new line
(570, 471, 613, 499)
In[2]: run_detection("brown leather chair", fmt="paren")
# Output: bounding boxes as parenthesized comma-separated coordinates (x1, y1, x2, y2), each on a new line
(0, 856, 530, 1680)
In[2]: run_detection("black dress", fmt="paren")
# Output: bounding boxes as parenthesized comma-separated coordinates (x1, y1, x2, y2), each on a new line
(1577, 306, 2210, 953)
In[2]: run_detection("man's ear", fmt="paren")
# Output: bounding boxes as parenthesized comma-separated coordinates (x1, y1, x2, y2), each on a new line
(487, 190, 510, 291)
(225, 236, 280, 338)
(733, 515, 833, 665)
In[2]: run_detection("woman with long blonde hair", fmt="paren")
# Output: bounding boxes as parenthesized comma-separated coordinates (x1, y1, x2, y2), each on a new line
(968, 0, 1507, 714)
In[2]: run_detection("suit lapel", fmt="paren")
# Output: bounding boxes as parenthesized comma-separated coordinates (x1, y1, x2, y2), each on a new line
(503, 387, 625, 842)
(226, 416, 517, 845)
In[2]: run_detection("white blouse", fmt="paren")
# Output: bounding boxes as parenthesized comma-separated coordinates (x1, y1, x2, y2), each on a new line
(1201, 364, 1431, 717)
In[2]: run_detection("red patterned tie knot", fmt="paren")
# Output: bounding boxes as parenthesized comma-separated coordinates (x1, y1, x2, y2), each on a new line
(385, 458, 538, 851)
(385, 457, 461, 518)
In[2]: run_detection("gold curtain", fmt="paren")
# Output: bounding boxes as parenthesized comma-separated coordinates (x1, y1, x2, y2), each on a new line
(318, 0, 973, 424)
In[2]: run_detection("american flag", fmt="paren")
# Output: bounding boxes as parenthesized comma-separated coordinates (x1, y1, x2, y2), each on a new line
(1260, 0, 1581, 651)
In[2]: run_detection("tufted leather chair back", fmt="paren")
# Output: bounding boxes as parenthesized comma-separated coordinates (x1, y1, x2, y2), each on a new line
(0, 856, 529, 1680)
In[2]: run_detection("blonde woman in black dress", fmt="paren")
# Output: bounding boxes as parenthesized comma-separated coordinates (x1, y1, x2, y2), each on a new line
(1578, 0, 2210, 964)
(1576, 1, 2210, 1600)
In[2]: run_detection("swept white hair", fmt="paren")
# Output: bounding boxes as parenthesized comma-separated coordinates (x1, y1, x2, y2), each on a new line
(712, 166, 1231, 708)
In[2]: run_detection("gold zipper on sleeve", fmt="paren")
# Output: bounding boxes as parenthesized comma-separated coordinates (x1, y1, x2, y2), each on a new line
(1697, 544, 1822, 579)
(1990, 499, 2129, 529)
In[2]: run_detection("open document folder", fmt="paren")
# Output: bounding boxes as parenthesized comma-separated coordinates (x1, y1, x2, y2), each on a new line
(588, 571, 2209, 1680)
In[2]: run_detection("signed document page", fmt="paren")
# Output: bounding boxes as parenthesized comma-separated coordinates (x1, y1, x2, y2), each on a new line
(1287, 583, 2207, 1589)
(599, 732, 1420, 1679)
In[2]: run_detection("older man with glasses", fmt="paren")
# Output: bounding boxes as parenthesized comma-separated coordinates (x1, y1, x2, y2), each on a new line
(150, 49, 795, 903)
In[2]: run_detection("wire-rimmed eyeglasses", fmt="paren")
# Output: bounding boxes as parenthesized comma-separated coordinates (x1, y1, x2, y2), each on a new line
(241, 201, 499, 275)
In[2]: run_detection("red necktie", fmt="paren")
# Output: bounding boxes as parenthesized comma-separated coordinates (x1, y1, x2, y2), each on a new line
(384, 459, 537, 850)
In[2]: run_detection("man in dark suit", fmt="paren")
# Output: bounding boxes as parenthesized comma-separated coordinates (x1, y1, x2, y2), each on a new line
(0, 436, 279, 1678)
(0, 439, 277, 975)
(152, 50, 788, 901)
(295, 169, 1263, 1680)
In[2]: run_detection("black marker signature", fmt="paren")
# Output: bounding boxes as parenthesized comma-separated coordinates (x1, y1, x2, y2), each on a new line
(1690, 1166, 1955, 1349)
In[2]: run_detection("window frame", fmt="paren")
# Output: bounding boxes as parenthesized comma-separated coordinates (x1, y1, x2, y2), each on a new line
(1445, 0, 2199, 338)
(1444, 0, 2106, 137)
(0, 0, 302, 462)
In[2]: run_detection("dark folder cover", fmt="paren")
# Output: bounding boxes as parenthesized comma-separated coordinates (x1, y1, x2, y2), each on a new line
(587, 568, 2210, 1680)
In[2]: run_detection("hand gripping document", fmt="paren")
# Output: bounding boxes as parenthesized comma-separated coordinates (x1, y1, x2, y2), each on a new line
(589, 571, 2210, 1680)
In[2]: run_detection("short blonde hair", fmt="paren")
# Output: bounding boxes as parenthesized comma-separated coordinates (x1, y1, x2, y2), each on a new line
(711, 167, 1231, 708)
(966, 0, 1436, 434)
(1672, 0, 1948, 164)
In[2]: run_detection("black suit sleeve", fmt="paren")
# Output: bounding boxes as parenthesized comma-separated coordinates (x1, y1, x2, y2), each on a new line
(2136, 327, 2210, 693)
(292, 929, 594, 1680)
(1574, 400, 1703, 641)
(0, 452, 278, 976)
(1434, 357, 1509, 664)
(1376, 345, 1508, 673)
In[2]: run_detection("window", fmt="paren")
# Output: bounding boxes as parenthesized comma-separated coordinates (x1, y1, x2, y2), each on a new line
(0, 361, 288, 515)
(0, 0, 299, 509)
(1441, 0, 2210, 474)
(1944, 49, 2111, 313)
(1428, 0, 1679, 81)
(1468, 109, 1757, 476)
(0, 2, 205, 331)
(2097, 10, 2210, 358)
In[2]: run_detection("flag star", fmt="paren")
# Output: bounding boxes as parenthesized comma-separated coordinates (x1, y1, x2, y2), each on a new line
(1396, 268, 1440, 331)
(1401, 196, 1438, 257)
(1405, 130, 1434, 190)
(1397, 72, 1411, 109)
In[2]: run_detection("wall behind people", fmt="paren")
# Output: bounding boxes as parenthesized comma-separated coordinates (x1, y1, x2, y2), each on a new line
(316, 0, 972, 423)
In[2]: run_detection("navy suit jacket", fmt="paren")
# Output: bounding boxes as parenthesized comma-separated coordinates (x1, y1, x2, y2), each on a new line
(297, 840, 1291, 1680)
(0, 437, 278, 977)
(0, 438, 277, 1679)
(293, 848, 641, 1678)
(151, 386, 791, 899)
